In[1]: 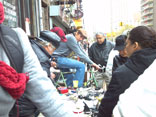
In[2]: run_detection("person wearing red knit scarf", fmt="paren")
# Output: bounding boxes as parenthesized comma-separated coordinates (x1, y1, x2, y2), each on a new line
(0, 1, 74, 117)
(0, 2, 29, 99)
(0, 61, 29, 99)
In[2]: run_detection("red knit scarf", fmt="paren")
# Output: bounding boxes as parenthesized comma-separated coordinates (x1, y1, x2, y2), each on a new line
(0, 61, 29, 99)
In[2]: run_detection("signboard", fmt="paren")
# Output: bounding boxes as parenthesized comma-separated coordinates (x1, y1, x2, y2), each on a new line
(3, 0, 17, 27)
(73, 19, 83, 27)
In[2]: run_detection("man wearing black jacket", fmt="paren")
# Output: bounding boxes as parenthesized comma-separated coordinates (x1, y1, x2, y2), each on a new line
(88, 32, 114, 88)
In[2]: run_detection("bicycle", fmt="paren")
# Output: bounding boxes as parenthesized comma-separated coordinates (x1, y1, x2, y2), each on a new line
(85, 65, 105, 88)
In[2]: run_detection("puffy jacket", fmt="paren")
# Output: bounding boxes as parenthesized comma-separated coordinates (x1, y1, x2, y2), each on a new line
(10, 32, 61, 116)
(112, 55, 128, 73)
(98, 48, 156, 117)
(10, 39, 51, 117)
(30, 39, 51, 77)
(89, 39, 114, 67)
(113, 59, 156, 117)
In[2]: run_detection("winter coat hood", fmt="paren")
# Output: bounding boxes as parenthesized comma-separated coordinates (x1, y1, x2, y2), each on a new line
(125, 48, 156, 75)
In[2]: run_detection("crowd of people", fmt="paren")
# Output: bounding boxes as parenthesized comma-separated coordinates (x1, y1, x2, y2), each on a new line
(0, 1, 156, 117)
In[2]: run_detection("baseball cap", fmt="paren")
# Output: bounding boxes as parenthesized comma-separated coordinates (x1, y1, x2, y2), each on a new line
(50, 27, 67, 42)
(114, 35, 127, 50)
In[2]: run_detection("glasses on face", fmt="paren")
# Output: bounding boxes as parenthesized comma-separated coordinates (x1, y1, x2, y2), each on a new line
(52, 45, 56, 50)
(80, 34, 85, 39)
(96, 35, 105, 40)
(78, 31, 86, 39)
(49, 43, 56, 50)
(96, 37, 103, 40)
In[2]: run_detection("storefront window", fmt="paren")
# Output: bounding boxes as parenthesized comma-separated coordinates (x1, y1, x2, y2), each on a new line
(3, 0, 18, 27)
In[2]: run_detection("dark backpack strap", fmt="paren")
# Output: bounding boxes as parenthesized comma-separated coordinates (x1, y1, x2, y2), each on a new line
(0, 24, 24, 73)
(9, 101, 18, 117)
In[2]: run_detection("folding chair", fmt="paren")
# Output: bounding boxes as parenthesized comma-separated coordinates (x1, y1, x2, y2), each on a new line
(51, 67, 75, 87)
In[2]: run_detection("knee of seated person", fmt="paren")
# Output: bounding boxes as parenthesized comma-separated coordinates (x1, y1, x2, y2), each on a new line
(76, 63, 85, 71)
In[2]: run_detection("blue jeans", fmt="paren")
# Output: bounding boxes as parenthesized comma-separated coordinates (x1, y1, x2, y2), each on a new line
(56, 57, 85, 87)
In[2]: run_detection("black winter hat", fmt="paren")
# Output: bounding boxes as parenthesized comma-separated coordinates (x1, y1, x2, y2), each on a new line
(114, 35, 127, 50)
(40, 30, 61, 48)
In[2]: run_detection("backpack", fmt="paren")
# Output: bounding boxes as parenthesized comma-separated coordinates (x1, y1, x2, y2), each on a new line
(0, 24, 24, 73)
(0, 24, 24, 116)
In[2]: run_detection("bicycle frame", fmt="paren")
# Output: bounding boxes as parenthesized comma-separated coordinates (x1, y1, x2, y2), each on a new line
(86, 67, 98, 88)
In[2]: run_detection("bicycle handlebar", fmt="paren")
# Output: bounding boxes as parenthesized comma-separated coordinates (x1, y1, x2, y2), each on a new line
(98, 65, 105, 70)
(88, 64, 105, 72)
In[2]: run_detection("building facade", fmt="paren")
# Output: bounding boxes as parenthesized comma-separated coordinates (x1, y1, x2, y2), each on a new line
(50, 0, 84, 33)
(1, 0, 84, 37)
(141, 0, 156, 30)
(110, 0, 141, 32)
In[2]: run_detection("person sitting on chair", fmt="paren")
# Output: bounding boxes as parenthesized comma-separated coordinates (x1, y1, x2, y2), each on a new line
(30, 31, 60, 79)
(10, 31, 62, 117)
(51, 27, 100, 88)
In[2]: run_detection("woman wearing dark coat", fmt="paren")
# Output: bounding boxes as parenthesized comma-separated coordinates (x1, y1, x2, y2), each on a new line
(98, 26, 156, 117)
